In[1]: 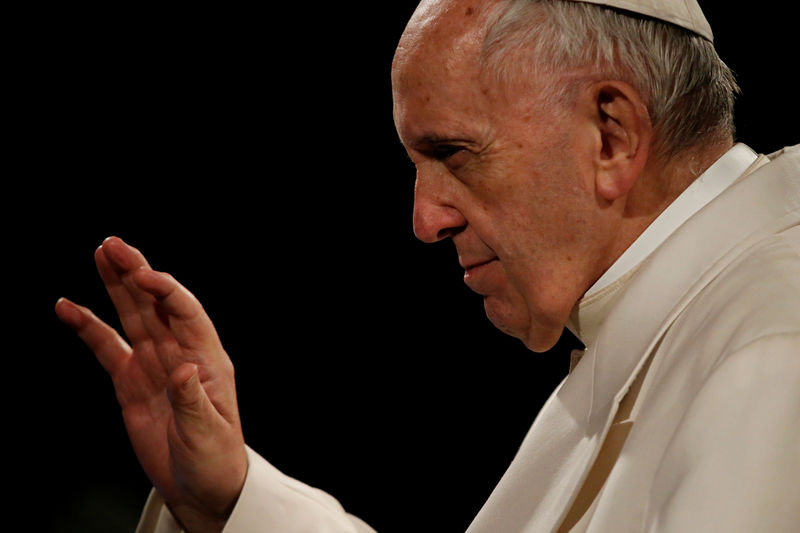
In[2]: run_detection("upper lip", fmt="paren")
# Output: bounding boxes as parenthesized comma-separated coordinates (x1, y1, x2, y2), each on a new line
(460, 257, 497, 270)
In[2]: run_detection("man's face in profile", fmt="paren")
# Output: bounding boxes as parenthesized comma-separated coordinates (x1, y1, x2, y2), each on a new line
(392, 1, 606, 352)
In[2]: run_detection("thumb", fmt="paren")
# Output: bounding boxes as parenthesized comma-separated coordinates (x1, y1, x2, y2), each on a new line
(168, 364, 215, 440)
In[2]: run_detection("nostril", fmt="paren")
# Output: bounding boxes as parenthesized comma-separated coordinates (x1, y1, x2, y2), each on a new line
(437, 224, 467, 241)
(412, 194, 468, 243)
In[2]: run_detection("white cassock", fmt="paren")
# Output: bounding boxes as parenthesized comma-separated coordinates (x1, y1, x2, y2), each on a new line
(137, 144, 800, 533)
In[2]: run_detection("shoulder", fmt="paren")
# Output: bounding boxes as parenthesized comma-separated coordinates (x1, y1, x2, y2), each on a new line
(663, 223, 800, 364)
(642, 225, 800, 532)
(766, 143, 800, 161)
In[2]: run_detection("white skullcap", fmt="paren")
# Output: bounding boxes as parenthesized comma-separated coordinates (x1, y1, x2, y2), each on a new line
(571, 0, 713, 41)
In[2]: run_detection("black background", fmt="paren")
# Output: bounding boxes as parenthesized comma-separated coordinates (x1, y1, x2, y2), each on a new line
(12, 2, 798, 532)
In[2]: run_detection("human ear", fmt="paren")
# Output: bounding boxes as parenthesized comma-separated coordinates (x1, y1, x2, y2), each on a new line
(589, 81, 652, 201)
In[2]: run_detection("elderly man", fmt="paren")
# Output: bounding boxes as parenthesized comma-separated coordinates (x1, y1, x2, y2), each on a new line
(56, 0, 799, 532)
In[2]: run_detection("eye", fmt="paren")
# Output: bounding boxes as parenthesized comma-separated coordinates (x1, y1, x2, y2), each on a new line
(431, 144, 464, 161)
(428, 144, 471, 171)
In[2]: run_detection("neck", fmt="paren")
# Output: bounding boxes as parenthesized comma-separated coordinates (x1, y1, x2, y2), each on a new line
(594, 139, 734, 290)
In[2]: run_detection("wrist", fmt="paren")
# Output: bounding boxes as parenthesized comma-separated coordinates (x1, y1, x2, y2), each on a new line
(168, 501, 233, 533)
(166, 444, 249, 532)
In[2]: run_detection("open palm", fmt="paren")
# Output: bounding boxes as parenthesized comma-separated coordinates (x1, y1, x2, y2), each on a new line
(56, 237, 247, 532)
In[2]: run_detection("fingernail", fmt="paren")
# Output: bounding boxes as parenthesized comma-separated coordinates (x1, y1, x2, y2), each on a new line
(55, 298, 82, 328)
(103, 236, 133, 269)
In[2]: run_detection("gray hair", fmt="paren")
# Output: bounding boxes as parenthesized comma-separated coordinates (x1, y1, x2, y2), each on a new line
(481, 0, 739, 158)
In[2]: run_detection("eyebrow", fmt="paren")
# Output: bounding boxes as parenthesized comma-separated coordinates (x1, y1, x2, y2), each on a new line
(413, 134, 473, 147)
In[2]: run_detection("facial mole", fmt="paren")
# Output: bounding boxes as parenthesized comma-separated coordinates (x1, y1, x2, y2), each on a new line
(465, 6, 474, 16)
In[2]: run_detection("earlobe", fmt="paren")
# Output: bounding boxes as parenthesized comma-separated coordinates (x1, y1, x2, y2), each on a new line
(591, 82, 652, 201)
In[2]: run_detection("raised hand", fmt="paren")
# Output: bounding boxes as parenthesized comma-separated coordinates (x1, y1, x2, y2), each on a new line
(55, 237, 248, 533)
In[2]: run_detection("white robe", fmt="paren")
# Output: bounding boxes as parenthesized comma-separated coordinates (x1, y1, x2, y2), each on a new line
(137, 144, 800, 533)
(466, 144, 800, 532)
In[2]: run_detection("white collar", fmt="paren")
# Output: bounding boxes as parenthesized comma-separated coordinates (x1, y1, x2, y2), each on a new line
(585, 143, 758, 298)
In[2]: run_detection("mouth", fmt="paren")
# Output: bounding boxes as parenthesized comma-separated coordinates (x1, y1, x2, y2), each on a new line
(464, 257, 497, 273)
(463, 258, 499, 286)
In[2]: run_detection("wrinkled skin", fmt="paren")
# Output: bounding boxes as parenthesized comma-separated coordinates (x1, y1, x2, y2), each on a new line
(56, 237, 247, 533)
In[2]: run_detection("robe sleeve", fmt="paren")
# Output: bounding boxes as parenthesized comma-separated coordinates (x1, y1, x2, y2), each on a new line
(135, 445, 377, 533)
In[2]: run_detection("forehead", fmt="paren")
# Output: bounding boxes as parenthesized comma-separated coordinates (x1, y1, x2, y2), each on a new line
(393, 91, 493, 156)
(392, 2, 500, 145)
(394, 0, 496, 59)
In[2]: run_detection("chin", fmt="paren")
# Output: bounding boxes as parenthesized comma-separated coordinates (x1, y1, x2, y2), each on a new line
(484, 295, 564, 353)
(521, 326, 563, 353)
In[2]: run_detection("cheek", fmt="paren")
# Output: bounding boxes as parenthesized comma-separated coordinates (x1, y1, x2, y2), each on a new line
(470, 168, 565, 257)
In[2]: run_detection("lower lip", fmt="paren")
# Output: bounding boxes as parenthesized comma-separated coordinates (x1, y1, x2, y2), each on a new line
(464, 259, 498, 282)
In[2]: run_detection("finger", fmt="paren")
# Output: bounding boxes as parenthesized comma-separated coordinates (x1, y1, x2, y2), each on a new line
(167, 363, 220, 444)
(135, 270, 239, 423)
(98, 237, 173, 346)
(95, 245, 151, 345)
(101, 236, 151, 275)
(132, 268, 224, 354)
(55, 297, 132, 375)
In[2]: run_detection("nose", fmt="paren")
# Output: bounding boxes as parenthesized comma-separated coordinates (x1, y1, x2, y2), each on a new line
(412, 172, 467, 243)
